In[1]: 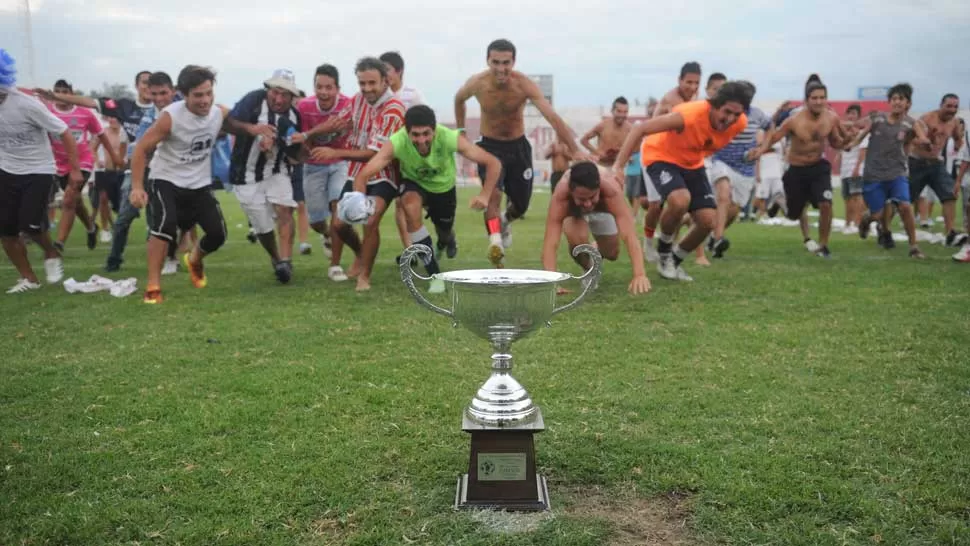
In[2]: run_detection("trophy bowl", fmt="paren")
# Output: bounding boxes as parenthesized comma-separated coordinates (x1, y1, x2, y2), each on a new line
(400, 244, 602, 428)
(434, 269, 570, 346)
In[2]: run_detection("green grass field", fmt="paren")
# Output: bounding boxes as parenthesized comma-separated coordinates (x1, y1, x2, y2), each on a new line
(2, 188, 969, 545)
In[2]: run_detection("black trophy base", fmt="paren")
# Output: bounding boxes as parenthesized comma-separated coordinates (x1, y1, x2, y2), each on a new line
(455, 473, 551, 512)
(454, 411, 550, 512)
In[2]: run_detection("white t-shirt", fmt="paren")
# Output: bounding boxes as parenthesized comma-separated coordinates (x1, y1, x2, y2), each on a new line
(840, 135, 869, 179)
(395, 86, 424, 110)
(0, 88, 69, 175)
(149, 102, 224, 189)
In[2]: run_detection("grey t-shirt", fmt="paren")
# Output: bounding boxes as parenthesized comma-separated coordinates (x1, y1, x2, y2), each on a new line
(863, 112, 915, 182)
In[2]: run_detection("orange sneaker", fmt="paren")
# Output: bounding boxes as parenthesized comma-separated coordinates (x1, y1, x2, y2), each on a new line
(143, 288, 163, 304)
(183, 253, 207, 288)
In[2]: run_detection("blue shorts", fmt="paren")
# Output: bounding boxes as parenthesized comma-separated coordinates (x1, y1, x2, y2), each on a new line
(863, 176, 910, 213)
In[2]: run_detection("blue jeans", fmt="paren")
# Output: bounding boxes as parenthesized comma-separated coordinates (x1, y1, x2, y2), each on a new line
(105, 173, 143, 269)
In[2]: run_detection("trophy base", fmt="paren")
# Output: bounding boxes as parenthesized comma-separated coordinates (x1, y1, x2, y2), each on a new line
(454, 410, 550, 512)
(454, 473, 551, 512)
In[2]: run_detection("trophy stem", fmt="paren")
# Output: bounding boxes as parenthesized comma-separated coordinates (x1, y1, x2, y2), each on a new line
(491, 352, 512, 371)
(465, 348, 539, 427)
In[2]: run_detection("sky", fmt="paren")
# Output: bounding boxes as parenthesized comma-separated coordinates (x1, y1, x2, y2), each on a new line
(2, 0, 969, 118)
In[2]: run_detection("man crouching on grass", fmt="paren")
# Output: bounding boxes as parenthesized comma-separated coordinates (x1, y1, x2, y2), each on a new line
(541, 161, 651, 295)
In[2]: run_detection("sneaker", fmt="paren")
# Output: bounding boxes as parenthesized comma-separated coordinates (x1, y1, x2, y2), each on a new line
(86, 228, 97, 250)
(706, 236, 716, 253)
(643, 237, 660, 264)
(945, 231, 969, 247)
(6, 278, 41, 294)
(327, 265, 348, 282)
(428, 278, 446, 294)
(909, 247, 926, 259)
(803, 239, 820, 253)
(673, 266, 694, 282)
(44, 258, 64, 284)
(859, 214, 872, 239)
(488, 242, 505, 268)
(712, 237, 730, 258)
(500, 219, 512, 249)
(437, 237, 458, 259)
(161, 258, 179, 276)
(143, 289, 163, 304)
(246, 229, 257, 244)
(182, 253, 207, 288)
(815, 246, 832, 259)
(322, 235, 333, 258)
(104, 261, 121, 273)
(53, 241, 65, 254)
(952, 244, 970, 262)
(841, 223, 856, 235)
(299, 242, 312, 255)
(881, 231, 896, 249)
(657, 253, 678, 280)
(99, 230, 112, 244)
(274, 260, 292, 284)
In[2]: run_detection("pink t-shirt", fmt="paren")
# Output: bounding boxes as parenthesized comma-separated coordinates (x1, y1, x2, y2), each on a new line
(297, 95, 352, 165)
(46, 104, 103, 175)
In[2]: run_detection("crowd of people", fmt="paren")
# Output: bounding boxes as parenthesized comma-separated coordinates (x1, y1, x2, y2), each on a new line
(1, 41, 967, 303)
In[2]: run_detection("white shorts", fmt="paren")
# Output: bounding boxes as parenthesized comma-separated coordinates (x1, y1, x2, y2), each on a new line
(642, 165, 661, 202)
(756, 177, 784, 200)
(234, 173, 296, 234)
(709, 159, 755, 207)
(583, 212, 618, 237)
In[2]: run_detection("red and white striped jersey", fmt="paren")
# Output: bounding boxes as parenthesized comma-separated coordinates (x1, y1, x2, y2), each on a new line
(347, 89, 405, 184)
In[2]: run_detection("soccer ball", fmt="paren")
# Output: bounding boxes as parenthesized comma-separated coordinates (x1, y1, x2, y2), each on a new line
(337, 191, 373, 225)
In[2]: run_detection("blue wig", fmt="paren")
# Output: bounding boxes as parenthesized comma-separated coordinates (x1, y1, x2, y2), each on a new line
(0, 49, 17, 88)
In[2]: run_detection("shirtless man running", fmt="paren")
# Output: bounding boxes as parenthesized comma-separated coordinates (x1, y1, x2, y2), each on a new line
(909, 93, 967, 247)
(545, 139, 572, 191)
(542, 161, 650, 295)
(748, 82, 848, 258)
(455, 39, 583, 266)
(580, 97, 632, 168)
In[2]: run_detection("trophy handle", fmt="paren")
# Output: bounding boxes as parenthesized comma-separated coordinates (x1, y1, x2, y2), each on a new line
(551, 243, 602, 316)
(399, 244, 453, 318)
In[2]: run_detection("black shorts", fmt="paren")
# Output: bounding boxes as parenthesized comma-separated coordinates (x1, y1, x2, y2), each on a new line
(0, 169, 56, 237)
(908, 157, 956, 202)
(550, 170, 565, 191)
(289, 163, 305, 202)
(148, 179, 224, 241)
(55, 170, 92, 191)
(340, 179, 401, 206)
(783, 159, 832, 220)
(644, 161, 716, 212)
(95, 171, 124, 213)
(401, 180, 457, 229)
(476, 135, 534, 214)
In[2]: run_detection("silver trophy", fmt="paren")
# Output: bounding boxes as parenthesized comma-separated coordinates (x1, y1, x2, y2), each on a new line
(400, 243, 602, 511)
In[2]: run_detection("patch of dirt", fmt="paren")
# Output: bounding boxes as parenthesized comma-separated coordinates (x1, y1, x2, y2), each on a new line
(559, 484, 698, 546)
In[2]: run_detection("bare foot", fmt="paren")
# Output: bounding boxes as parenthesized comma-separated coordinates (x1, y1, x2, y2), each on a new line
(347, 257, 362, 278)
(695, 255, 711, 267)
(355, 277, 371, 292)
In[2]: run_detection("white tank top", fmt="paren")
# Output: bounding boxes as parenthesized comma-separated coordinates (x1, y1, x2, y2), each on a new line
(149, 101, 223, 189)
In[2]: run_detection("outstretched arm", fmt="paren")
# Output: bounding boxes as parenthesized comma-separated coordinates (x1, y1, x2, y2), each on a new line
(129, 112, 173, 208)
(611, 113, 685, 173)
(749, 118, 793, 160)
(579, 123, 603, 155)
(351, 141, 395, 193)
(454, 77, 476, 131)
(524, 78, 580, 156)
(457, 135, 501, 209)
